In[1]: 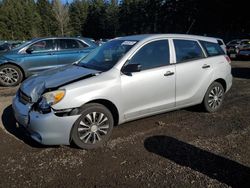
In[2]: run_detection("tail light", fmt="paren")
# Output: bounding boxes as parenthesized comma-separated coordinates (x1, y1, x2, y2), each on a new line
(224, 55, 231, 63)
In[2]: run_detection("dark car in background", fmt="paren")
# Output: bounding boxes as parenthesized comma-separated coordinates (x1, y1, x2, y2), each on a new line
(0, 37, 97, 86)
(0, 41, 24, 53)
(0, 43, 12, 53)
(236, 45, 250, 60)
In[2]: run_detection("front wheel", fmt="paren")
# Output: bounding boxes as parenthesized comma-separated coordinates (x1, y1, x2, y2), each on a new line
(0, 64, 23, 87)
(71, 103, 114, 149)
(203, 82, 225, 113)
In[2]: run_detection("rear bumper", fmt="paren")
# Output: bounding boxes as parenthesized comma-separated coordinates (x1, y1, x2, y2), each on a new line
(225, 73, 233, 93)
(12, 95, 80, 145)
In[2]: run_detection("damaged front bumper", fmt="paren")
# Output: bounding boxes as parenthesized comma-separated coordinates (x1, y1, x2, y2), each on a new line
(12, 95, 81, 145)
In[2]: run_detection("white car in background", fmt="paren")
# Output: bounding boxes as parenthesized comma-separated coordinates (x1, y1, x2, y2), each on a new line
(13, 34, 232, 149)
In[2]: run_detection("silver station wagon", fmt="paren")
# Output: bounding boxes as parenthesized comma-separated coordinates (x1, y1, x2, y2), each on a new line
(12, 34, 232, 149)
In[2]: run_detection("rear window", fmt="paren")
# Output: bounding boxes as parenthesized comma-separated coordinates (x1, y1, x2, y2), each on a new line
(217, 40, 224, 46)
(173, 39, 205, 63)
(59, 39, 88, 50)
(240, 40, 250, 45)
(200, 41, 225, 56)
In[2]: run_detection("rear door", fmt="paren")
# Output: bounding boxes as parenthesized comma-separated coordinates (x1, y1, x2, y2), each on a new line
(173, 39, 213, 107)
(57, 39, 91, 65)
(23, 39, 58, 74)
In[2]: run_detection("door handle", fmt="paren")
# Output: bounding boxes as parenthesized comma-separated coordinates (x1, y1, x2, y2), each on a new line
(164, 71, 174, 76)
(48, 52, 55, 55)
(202, 64, 210, 69)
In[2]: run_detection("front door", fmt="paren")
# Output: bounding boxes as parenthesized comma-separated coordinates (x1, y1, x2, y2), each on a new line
(120, 39, 176, 120)
(23, 39, 58, 74)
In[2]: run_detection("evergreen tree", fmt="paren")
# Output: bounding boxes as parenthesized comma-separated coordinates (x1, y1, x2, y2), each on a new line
(22, 0, 41, 39)
(83, 0, 106, 39)
(37, 0, 57, 37)
(0, 0, 249, 40)
(0, 0, 24, 39)
(69, 0, 89, 36)
(104, 0, 119, 38)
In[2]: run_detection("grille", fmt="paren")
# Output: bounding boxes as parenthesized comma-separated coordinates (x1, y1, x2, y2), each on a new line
(19, 90, 32, 104)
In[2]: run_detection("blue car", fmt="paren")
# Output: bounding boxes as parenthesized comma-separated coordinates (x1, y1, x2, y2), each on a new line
(0, 37, 97, 86)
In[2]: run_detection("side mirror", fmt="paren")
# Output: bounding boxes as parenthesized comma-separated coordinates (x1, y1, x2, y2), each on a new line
(26, 47, 34, 54)
(122, 63, 141, 75)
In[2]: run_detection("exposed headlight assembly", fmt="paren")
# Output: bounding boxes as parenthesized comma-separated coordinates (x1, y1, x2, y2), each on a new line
(38, 90, 65, 112)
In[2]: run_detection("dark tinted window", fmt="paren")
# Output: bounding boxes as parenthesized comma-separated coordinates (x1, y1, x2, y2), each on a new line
(174, 39, 204, 63)
(200, 40, 225, 56)
(217, 40, 223, 45)
(59, 39, 88, 50)
(30, 40, 55, 52)
(128, 40, 170, 70)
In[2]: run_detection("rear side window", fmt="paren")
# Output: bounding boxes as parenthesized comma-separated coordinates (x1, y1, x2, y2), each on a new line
(59, 39, 88, 50)
(129, 40, 170, 70)
(200, 41, 225, 56)
(173, 39, 205, 63)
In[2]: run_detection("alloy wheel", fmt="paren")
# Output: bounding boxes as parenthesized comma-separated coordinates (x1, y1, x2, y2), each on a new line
(0, 67, 19, 85)
(208, 86, 224, 109)
(77, 112, 110, 144)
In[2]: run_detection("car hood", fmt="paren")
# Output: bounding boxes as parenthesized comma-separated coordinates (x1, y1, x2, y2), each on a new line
(20, 65, 100, 102)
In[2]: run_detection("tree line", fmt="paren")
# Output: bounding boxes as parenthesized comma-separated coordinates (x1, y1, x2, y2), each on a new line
(0, 0, 249, 41)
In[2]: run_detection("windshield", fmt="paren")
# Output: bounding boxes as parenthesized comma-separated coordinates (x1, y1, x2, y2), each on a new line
(78, 40, 138, 71)
(227, 41, 239, 45)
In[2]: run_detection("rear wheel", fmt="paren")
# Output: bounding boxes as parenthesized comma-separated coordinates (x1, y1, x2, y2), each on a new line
(203, 82, 225, 113)
(71, 103, 114, 149)
(0, 64, 23, 87)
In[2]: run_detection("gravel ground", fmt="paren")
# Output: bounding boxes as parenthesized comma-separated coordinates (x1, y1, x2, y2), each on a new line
(0, 61, 250, 188)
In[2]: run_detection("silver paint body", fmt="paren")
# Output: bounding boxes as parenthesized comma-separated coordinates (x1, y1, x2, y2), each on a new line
(12, 34, 232, 145)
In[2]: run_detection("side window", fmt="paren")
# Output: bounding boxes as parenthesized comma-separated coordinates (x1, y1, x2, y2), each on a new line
(59, 39, 88, 50)
(29, 40, 55, 52)
(173, 39, 205, 63)
(200, 40, 225, 56)
(128, 40, 170, 70)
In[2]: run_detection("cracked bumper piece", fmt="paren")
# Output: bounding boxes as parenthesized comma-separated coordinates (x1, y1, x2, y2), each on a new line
(12, 96, 80, 145)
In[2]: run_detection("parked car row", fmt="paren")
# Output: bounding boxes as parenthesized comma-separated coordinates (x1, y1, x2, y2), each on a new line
(12, 34, 232, 149)
(0, 41, 24, 53)
(226, 39, 250, 59)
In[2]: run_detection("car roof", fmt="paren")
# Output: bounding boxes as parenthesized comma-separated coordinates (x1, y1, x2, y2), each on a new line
(26, 37, 97, 47)
(115, 34, 218, 43)
(240, 39, 250, 42)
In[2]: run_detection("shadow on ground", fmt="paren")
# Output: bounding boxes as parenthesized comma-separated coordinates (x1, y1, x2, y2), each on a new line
(144, 136, 250, 188)
(232, 67, 250, 79)
(1, 105, 58, 148)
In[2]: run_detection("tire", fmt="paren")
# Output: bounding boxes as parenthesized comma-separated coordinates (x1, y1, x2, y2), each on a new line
(71, 103, 114, 149)
(203, 82, 225, 113)
(0, 64, 23, 87)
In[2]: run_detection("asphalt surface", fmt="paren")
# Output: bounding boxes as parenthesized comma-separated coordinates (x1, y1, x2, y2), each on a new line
(0, 61, 250, 188)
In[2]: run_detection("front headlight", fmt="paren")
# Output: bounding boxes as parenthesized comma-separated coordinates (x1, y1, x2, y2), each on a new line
(38, 90, 65, 111)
